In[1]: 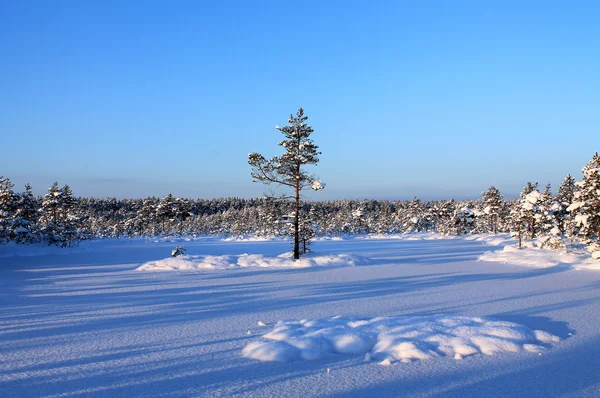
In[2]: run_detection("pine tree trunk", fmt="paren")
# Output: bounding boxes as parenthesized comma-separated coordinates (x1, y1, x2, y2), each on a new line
(293, 169, 300, 260)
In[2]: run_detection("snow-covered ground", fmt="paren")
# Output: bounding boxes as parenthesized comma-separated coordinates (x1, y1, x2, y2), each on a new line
(2, 236, 600, 397)
(242, 315, 559, 364)
(138, 252, 370, 271)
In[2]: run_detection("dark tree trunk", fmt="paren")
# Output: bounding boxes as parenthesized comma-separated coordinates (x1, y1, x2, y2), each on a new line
(293, 166, 300, 260)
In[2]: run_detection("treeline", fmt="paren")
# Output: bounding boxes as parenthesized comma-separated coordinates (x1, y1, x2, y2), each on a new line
(1, 153, 599, 250)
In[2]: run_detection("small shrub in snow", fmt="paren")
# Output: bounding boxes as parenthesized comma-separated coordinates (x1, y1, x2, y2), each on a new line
(538, 235, 566, 250)
(587, 242, 600, 254)
(171, 245, 186, 257)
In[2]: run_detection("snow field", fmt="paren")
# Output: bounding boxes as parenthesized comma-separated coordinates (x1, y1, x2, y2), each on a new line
(3, 236, 600, 397)
(137, 252, 370, 271)
(242, 315, 559, 364)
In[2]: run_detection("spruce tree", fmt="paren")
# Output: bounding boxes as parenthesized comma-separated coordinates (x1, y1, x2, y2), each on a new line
(248, 108, 324, 259)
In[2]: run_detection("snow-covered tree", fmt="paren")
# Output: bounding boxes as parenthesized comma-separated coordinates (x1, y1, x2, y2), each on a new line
(0, 177, 17, 242)
(519, 182, 540, 239)
(508, 204, 525, 248)
(297, 205, 317, 254)
(248, 108, 324, 259)
(404, 197, 426, 233)
(481, 186, 503, 234)
(555, 174, 576, 235)
(436, 200, 456, 235)
(537, 184, 556, 236)
(12, 184, 39, 243)
(156, 194, 176, 233)
(568, 153, 600, 244)
(451, 204, 476, 235)
(40, 182, 79, 247)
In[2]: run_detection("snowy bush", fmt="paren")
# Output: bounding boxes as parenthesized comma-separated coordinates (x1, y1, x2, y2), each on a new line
(538, 235, 566, 250)
(171, 245, 187, 257)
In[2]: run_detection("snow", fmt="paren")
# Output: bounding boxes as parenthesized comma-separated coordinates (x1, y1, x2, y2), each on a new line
(311, 180, 325, 191)
(222, 235, 289, 242)
(566, 201, 585, 212)
(137, 252, 370, 271)
(242, 315, 558, 364)
(2, 237, 600, 397)
(479, 243, 600, 270)
(525, 191, 540, 204)
(574, 214, 589, 226)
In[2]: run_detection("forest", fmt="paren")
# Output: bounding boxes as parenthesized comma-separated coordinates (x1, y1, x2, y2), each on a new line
(0, 153, 599, 253)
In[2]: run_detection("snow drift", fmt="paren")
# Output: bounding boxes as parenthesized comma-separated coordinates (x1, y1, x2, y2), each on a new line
(479, 244, 600, 270)
(242, 315, 559, 364)
(137, 252, 370, 271)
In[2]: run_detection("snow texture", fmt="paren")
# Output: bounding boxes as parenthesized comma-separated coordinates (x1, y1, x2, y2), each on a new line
(2, 236, 600, 397)
(479, 244, 600, 270)
(242, 315, 559, 364)
(311, 180, 326, 191)
(137, 252, 370, 271)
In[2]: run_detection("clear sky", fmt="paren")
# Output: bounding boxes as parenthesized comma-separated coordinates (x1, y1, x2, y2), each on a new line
(1, 0, 598, 200)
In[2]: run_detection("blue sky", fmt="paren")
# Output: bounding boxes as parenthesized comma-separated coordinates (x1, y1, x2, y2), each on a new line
(1, 1, 598, 200)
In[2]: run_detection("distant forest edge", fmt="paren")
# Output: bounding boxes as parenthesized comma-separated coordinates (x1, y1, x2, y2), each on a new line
(1, 153, 599, 253)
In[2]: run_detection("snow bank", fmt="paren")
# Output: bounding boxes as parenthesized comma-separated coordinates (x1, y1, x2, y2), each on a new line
(359, 233, 456, 241)
(137, 252, 370, 271)
(479, 245, 600, 270)
(242, 315, 559, 364)
(462, 234, 516, 246)
(221, 236, 289, 242)
(360, 233, 514, 245)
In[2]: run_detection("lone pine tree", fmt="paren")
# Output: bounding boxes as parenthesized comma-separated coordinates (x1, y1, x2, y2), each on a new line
(248, 108, 324, 259)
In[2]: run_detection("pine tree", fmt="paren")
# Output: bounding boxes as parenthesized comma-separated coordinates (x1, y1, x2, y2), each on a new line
(520, 182, 540, 239)
(248, 108, 324, 259)
(40, 182, 79, 247)
(508, 204, 525, 248)
(60, 184, 79, 245)
(437, 200, 456, 235)
(0, 177, 17, 242)
(13, 184, 39, 243)
(404, 197, 425, 233)
(481, 186, 503, 234)
(537, 184, 556, 236)
(451, 204, 475, 235)
(156, 194, 176, 233)
(556, 174, 576, 235)
(568, 153, 600, 243)
(297, 205, 317, 254)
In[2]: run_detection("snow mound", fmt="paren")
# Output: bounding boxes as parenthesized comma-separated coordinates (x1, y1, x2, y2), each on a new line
(137, 252, 370, 271)
(479, 245, 600, 270)
(463, 234, 516, 246)
(221, 236, 289, 242)
(242, 315, 559, 364)
(360, 233, 457, 241)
